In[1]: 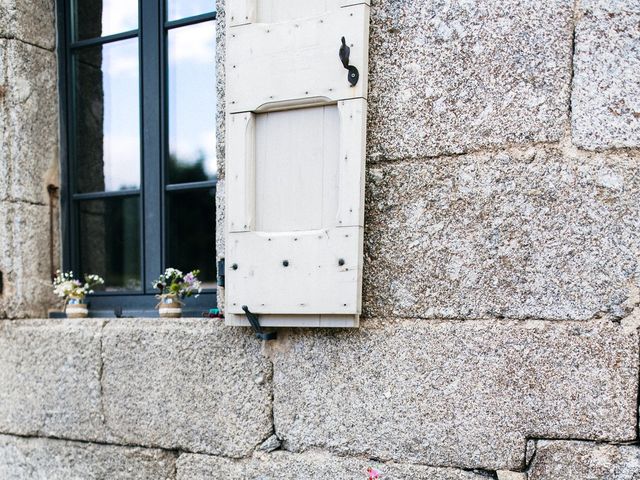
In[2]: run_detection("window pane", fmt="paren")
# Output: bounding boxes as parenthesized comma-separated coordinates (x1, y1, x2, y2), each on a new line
(167, 0, 214, 21)
(78, 196, 141, 292)
(74, 0, 138, 40)
(166, 189, 216, 288)
(73, 39, 141, 193)
(167, 21, 217, 184)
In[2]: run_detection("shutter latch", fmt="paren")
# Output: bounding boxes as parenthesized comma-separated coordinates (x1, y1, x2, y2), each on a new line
(339, 37, 359, 87)
(242, 305, 277, 340)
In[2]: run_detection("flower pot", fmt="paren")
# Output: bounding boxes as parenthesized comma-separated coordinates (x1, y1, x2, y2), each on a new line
(66, 297, 88, 318)
(157, 294, 183, 318)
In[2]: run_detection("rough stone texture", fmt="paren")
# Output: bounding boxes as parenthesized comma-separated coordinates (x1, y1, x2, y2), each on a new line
(0, 320, 105, 440)
(0, 435, 176, 480)
(497, 471, 527, 480)
(101, 319, 273, 457)
(0, 0, 56, 50)
(0, 202, 59, 319)
(215, 0, 226, 179)
(572, 0, 640, 149)
(177, 451, 491, 480)
(0, 39, 59, 205)
(216, 180, 226, 310)
(367, 0, 573, 161)
(364, 145, 640, 321)
(273, 319, 639, 471)
(528, 440, 640, 479)
(0, 36, 60, 319)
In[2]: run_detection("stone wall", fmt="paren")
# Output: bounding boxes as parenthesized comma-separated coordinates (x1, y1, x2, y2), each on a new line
(0, 0, 60, 319)
(1, 0, 639, 479)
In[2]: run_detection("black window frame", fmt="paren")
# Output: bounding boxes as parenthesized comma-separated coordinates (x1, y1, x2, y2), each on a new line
(56, 0, 218, 317)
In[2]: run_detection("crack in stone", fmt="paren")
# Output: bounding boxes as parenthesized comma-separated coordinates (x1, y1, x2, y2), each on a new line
(367, 141, 640, 169)
(98, 320, 107, 429)
(0, 35, 56, 53)
(0, 197, 47, 207)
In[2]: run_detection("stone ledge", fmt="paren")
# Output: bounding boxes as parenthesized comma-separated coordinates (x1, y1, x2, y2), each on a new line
(0, 319, 105, 440)
(0, 434, 176, 480)
(528, 440, 640, 479)
(273, 319, 639, 471)
(101, 319, 273, 458)
(177, 451, 491, 479)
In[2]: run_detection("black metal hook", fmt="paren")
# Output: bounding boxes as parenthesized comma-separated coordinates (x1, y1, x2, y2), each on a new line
(242, 305, 277, 341)
(339, 36, 359, 87)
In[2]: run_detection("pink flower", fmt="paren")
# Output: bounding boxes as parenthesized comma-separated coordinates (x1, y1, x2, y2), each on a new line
(367, 467, 381, 479)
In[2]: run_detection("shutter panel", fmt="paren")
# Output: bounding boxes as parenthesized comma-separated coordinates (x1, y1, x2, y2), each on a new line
(225, 1, 370, 328)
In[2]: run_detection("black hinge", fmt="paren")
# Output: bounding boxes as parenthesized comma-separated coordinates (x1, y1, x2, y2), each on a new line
(217, 258, 225, 288)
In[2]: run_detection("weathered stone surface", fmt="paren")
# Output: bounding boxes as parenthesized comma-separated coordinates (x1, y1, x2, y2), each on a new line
(0, 39, 59, 205)
(273, 319, 639, 471)
(177, 451, 490, 480)
(0, 202, 11, 315)
(367, 0, 573, 160)
(216, 180, 226, 310)
(497, 471, 527, 480)
(0, 320, 105, 440)
(0, 202, 59, 319)
(364, 146, 640, 321)
(0, 435, 176, 480)
(215, 0, 226, 178)
(102, 319, 272, 457)
(572, 1, 640, 149)
(0, 0, 56, 50)
(528, 440, 640, 479)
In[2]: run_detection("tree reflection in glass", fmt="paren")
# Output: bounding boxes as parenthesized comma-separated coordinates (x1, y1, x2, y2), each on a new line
(167, 21, 216, 184)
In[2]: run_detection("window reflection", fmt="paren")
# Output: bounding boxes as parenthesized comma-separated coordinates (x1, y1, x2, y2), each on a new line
(78, 196, 141, 291)
(73, 38, 141, 193)
(166, 189, 216, 287)
(167, 21, 217, 184)
(74, 0, 138, 40)
(167, 0, 214, 21)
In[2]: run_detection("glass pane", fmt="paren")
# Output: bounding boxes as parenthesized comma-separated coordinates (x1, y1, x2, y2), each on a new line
(166, 189, 216, 288)
(167, 0, 214, 21)
(78, 196, 141, 292)
(73, 38, 141, 193)
(167, 21, 217, 184)
(74, 0, 138, 40)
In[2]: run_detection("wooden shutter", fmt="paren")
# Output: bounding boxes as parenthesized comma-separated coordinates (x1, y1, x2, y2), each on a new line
(225, 0, 370, 328)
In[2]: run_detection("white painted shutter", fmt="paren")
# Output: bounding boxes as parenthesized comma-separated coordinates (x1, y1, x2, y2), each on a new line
(225, 0, 370, 328)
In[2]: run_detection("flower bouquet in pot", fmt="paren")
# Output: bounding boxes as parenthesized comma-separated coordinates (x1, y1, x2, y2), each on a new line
(152, 268, 202, 318)
(53, 271, 104, 318)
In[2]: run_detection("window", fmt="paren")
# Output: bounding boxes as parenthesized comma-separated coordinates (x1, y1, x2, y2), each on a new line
(57, 0, 218, 315)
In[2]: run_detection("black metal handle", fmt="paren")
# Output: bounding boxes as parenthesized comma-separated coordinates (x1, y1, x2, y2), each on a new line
(242, 305, 277, 341)
(339, 36, 359, 87)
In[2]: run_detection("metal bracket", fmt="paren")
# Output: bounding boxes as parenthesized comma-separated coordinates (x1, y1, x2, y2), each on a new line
(339, 36, 359, 87)
(217, 258, 225, 288)
(242, 305, 277, 341)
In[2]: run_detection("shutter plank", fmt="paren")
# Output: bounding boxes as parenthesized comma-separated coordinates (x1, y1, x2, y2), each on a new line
(227, 5, 370, 113)
(227, 113, 255, 233)
(336, 98, 367, 227)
